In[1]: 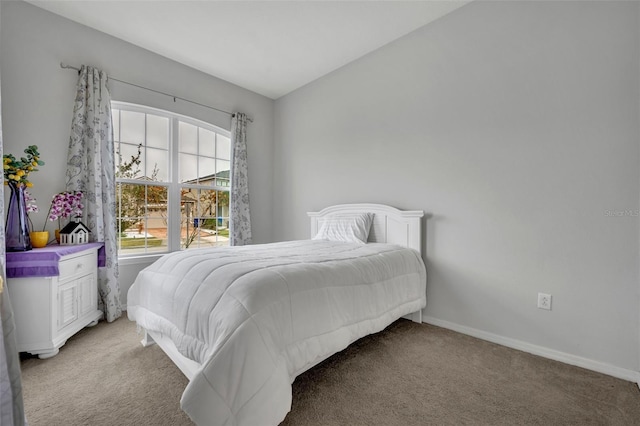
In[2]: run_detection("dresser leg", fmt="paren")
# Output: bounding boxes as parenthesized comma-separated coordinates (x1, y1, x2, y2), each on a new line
(37, 348, 60, 359)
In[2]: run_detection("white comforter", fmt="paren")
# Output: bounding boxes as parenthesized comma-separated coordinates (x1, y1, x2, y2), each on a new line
(127, 240, 426, 426)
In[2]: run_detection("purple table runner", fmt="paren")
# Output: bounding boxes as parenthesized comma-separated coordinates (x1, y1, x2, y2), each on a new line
(6, 242, 105, 278)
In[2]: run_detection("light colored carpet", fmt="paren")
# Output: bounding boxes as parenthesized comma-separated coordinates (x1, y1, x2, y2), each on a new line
(20, 317, 640, 425)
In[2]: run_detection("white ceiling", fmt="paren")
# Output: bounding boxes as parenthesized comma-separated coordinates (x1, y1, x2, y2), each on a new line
(27, 1, 469, 99)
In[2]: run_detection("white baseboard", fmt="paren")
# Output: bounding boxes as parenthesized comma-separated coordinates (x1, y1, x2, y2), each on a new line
(422, 315, 640, 384)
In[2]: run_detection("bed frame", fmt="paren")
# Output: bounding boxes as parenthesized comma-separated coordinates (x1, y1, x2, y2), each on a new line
(140, 203, 425, 380)
(307, 203, 424, 253)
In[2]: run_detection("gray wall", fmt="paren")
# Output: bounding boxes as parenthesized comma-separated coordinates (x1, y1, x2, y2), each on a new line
(274, 1, 640, 373)
(0, 1, 274, 304)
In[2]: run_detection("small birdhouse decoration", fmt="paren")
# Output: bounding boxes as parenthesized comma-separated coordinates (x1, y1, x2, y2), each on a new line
(59, 216, 91, 245)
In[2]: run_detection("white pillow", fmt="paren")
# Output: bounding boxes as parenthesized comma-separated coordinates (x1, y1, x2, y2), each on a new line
(312, 213, 374, 244)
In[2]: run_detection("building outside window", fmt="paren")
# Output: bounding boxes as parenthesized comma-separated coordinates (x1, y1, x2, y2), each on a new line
(112, 102, 231, 256)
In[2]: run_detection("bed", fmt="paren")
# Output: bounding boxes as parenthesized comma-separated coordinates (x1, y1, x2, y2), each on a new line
(127, 203, 427, 425)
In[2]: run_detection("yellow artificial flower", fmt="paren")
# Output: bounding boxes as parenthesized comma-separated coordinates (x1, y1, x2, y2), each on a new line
(2, 145, 44, 187)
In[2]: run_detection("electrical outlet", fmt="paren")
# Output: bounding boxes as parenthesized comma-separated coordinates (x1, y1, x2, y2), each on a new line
(537, 293, 552, 310)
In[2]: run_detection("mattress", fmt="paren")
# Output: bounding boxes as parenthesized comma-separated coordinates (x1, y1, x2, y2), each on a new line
(127, 239, 426, 425)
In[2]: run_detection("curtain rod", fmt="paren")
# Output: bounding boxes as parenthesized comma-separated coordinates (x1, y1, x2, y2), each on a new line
(60, 62, 252, 122)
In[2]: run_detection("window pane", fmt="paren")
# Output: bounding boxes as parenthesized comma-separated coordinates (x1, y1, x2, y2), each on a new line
(217, 135, 231, 160)
(147, 115, 169, 149)
(216, 159, 230, 175)
(146, 147, 168, 182)
(112, 109, 120, 142)
(198, 157, 215, 184)
(179, 122, 197, 154)
(181, 188, 229, 249)
(120, 111, 145, 146)
(199, 128, 215, 157)
(116, 142, 144, 180)
(117, 183, 143, 232)
(144, 185, 169, 254)
(214, 190, 230, 246)
(179, 153, 198, 183)
(117, 183, 168, 255)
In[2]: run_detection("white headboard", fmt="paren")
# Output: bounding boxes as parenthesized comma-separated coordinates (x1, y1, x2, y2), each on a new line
(307, 204, 424, 255)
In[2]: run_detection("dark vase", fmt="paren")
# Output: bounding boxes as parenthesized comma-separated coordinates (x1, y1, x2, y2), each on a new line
(5, 181, 32, 252)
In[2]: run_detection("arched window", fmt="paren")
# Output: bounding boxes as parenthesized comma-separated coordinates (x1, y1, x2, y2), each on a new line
(112, 102, 230, 256)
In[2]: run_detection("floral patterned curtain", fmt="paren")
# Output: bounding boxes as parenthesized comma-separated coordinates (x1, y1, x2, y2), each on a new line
(0, 53, 26, 425)
(229, 113, 252, 246)
(66, 65, 121, 322)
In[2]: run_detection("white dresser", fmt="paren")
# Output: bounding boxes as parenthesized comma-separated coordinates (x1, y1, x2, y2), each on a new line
(6, 243, 103, 359)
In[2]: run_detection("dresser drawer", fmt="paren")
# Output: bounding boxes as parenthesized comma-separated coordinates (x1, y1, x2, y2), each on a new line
(58, 250, 97, 280)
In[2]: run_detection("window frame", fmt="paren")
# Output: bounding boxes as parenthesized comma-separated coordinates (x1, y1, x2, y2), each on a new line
(112, 101, 231, 258)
